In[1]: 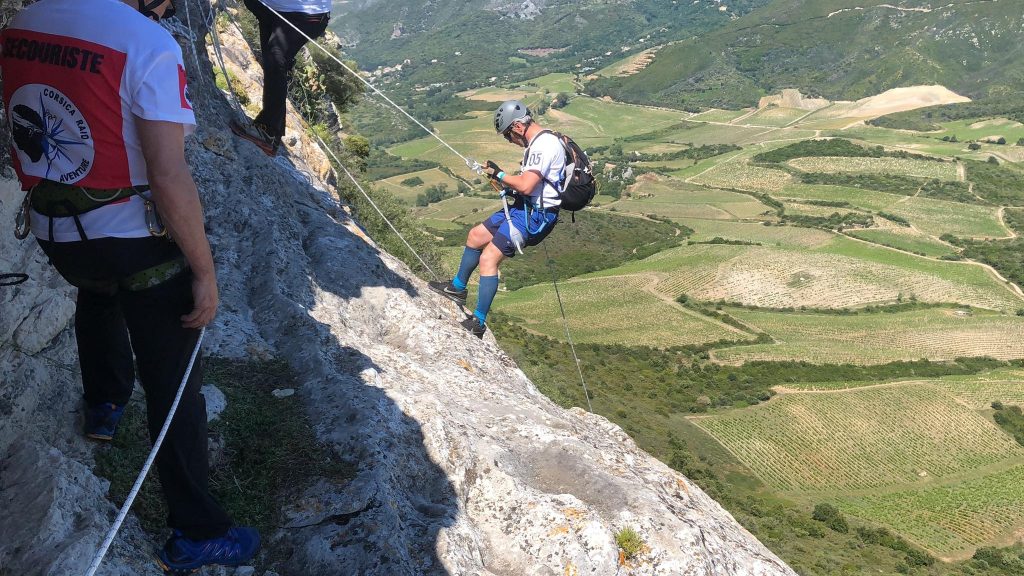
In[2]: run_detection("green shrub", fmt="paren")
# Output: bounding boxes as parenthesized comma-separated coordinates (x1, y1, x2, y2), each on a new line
(811, 503, 849, 533)
(615, 526, 645, 560)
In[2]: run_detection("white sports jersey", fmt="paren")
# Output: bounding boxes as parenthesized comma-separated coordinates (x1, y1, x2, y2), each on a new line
(521, 130, 565, 209)
(260, 0, 331, 15)
(1, 0, 196, 241)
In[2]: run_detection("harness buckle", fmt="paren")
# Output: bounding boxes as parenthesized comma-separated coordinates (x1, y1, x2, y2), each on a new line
(14, 190, 31, 240)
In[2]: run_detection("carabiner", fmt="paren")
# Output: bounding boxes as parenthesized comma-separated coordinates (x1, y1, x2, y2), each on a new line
(14, 190, 31, 240)
(144, 199, 167, 237)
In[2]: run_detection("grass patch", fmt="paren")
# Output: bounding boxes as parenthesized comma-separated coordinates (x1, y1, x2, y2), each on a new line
(94, 358, 353, 535)
(614, 526, 646, 560)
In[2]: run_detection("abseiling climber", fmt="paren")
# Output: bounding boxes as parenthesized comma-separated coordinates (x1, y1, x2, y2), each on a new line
(430, 100, 565, 338)
(1, 0, 259, 572)
(230, 0, 331, 155)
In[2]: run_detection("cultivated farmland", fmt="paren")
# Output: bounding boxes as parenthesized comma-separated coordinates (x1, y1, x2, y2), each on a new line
(787, 156, 960, 180)
(498, 275, 747, 347)
(381, 77, 1024, 565)
(713, 307, 1024, 365)
(691, 383, 1024, 492)
(835, 464, 1024, 559)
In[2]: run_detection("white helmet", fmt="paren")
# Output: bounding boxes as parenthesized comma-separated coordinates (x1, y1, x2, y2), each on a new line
(494, 100, 531, 134)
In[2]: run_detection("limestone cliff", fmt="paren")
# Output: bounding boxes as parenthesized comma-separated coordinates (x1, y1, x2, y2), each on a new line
(0, 2, 796, 574)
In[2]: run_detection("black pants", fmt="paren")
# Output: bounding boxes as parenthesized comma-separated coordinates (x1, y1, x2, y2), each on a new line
(37, 236, 232, 540)
(243, 0, 330, 140)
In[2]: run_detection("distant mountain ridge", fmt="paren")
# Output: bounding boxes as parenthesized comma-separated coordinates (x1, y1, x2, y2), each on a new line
(329, 0, 771, 88)
(586, 0, 1024, 109)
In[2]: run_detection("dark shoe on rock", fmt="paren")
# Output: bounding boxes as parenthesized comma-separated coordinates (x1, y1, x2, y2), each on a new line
(428, 280, 468, 306)
(461, 315, 486, 339)
(229, 119, 278, 156)
(157, 526, 260, 573)
(85, 402, 125, 441)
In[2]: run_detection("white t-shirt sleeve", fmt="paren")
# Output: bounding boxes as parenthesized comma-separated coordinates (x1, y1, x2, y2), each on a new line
(130, 45, 196, 129)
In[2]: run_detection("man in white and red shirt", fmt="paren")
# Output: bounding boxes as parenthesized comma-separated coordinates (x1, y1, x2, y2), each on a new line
(1, 0, 258, 570)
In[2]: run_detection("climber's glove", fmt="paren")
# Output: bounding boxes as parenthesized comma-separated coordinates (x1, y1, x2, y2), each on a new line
(484, 160, 504, 181)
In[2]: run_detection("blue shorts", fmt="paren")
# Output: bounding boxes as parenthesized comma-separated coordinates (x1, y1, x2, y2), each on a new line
(482, 205, 559, 257)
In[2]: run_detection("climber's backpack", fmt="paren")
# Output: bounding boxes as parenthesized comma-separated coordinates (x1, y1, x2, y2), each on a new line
(532, 130, 596, 217)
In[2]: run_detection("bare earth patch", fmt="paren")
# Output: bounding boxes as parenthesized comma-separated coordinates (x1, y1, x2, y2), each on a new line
(845, 85, 971, 119)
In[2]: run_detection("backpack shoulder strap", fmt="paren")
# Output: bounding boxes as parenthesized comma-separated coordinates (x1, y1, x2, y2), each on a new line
(525, 130, 571, 192)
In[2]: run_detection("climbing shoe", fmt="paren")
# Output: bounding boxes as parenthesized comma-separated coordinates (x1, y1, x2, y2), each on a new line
(428, 280, 468, 306)
(461, 316, 487, 339)
(157, 527, 260, 573)
(229, 119, 278, 156)
(85, 402, 126, 441)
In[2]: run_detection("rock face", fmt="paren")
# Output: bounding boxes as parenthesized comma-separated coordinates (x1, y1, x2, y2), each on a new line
(0, 2, 796, 574)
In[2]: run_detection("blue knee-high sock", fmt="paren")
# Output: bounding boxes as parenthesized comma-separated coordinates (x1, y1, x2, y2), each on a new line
(452, 246, 482, 290)
(474, 275, 499, 324)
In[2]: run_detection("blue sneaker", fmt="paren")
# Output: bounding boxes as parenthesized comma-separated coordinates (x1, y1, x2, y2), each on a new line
(157, 527, 260, 573)
(85, 402, 126, 441)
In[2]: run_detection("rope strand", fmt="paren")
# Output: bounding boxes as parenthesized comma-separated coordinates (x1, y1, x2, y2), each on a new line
(542, 241, 593, 412)
(249, 0, 484, 175)
(85, 328, 206, 576)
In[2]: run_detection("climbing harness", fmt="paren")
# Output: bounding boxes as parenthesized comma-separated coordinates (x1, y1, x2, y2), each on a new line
(84, 327, 206, 576)
(26, 181, 166, 242)
(490, 179, 525, 255)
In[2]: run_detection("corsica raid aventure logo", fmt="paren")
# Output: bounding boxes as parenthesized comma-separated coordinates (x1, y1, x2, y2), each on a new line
(9, 83, 94, 184)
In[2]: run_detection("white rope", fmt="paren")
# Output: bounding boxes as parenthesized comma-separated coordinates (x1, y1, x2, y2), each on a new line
(309, 129, 441, 280)
(162, 15, 201, 73)
(85, 327, 206, 576)
(542, 241, 593, 413)
(253, 0, 485, 176)
(207, 1, 246, 115)
(209, 3, 440, 280)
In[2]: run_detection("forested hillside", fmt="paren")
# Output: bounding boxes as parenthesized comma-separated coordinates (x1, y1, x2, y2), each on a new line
(586, 0, 1024, 109)
(330, 0, 771, 89)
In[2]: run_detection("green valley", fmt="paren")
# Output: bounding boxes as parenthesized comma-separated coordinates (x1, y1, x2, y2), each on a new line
(331, 3, 1024, 572)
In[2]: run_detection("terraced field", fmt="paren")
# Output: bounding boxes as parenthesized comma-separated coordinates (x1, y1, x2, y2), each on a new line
(498, 275, 746, 347)
(694, 382, 1024, 559)
(690, 162, 794, 193)
(374, 168, 464, 205)
(745, 106, 812, 127)
(417, 196, 497, 230)
(617, 177, 776, 221)
(589, 238, 1022, 313)
(713, 307, 1024, 364)
(778, 184, 1008, 238)
(787, 157, 961, 180)
(688, 108, 751, 123)
(691, 384, 1024, 492)
(678, 218, 834, 249)
(835, 464, 1024, 559)
(847, 228, 957, 258)
(931, 373, 1024, 409)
